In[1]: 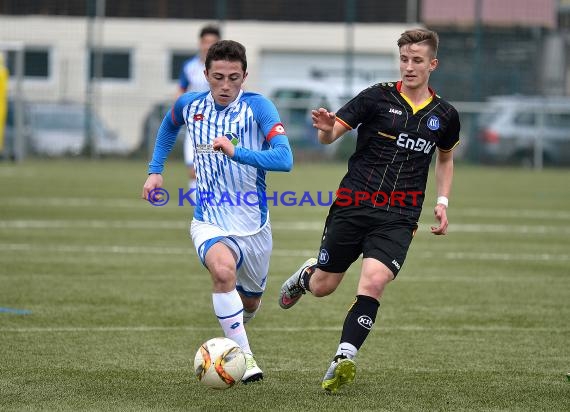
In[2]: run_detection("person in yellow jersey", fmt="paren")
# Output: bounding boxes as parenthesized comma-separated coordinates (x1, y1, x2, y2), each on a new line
(0, 53, 9, 154)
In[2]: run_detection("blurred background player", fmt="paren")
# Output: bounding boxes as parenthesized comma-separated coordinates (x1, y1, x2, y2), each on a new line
(177, 25, 221, 201)
(143, 40, 293, 383)
(278, 28, 460, 392)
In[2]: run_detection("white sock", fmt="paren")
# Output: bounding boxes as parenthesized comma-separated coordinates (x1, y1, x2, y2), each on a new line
(335, 342, 358, 360)
(212, 290, 252, 355)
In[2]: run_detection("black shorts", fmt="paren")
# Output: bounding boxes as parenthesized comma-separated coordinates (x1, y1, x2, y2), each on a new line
(316, 203, 418, 276)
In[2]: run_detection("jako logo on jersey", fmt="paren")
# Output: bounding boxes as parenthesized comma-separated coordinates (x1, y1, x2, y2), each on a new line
(396, 133, 435, 154)
(392, 259, 401, 270)
(193, 114, 204, 121)
(319, 248, 330, 264)
(427, 115, 440, 131)
(389, 107, 403, 115)
(357, 315, 374, 330)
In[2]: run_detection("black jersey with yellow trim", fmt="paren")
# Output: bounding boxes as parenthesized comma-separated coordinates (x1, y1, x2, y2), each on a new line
(334, 81, 460, 219)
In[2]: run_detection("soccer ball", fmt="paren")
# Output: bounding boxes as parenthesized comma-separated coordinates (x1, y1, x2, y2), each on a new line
(194, 337, 246, 389)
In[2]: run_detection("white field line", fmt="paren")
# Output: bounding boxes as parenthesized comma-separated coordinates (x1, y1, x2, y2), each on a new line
(0, 220, 188, 230)
(4, 197, 141, 208)
(0, 219, 569, 235)
(4, 197, 570, 220)
(0, 242, 569, 262)
(456, 207, 570, 220)
(285, 221, 570, 235)
(0, 325, 567, 334)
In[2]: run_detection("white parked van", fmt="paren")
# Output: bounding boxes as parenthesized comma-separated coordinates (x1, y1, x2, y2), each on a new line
(477, 96, 570, 166)
(267, 79, 373, 156)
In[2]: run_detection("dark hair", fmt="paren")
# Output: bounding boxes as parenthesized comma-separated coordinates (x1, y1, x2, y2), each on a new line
(397, 28, 439, 58)
(200, 25, 221, 39)
(205, 40, 247, 72)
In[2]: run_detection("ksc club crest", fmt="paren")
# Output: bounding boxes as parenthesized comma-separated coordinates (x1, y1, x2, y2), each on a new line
(427, 115, 440, 131)
(318, 248, 330, 264)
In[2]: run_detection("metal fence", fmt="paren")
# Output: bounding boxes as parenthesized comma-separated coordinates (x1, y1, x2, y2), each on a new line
(1, 0, 568, 168)
(271, 94, 570, 170)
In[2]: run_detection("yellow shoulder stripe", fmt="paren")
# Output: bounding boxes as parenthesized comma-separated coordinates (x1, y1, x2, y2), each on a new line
(378, 131, 396, 140)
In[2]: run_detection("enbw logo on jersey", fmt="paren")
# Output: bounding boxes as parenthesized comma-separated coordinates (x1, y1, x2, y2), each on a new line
(427, 115, 440, 131)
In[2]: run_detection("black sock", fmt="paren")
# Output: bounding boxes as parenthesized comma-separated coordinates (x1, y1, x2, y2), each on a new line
(339, 295, 380, 350)
(299, 263, 316, 292)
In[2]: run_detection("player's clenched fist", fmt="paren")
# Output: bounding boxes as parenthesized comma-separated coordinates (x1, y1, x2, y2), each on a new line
(141, 173, 163, 201)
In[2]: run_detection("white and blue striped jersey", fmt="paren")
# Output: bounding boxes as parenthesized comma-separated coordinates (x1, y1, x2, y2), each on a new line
(148, 90, 293, 236)
(178, 55, 209, 92)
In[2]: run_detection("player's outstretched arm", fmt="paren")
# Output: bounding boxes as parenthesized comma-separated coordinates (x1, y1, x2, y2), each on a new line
(143, 97, 187, 202)
(312, 108, 348, 144)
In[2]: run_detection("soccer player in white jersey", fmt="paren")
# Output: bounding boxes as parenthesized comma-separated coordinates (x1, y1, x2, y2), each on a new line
(178, 25, 221, 202)
(142, 40, 293, 383)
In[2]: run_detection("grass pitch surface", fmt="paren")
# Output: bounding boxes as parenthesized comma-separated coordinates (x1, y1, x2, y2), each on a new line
(0, 159, 568, 411)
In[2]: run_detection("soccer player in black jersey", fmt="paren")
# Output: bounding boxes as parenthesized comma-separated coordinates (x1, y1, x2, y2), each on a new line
(278, 28, 460, 392)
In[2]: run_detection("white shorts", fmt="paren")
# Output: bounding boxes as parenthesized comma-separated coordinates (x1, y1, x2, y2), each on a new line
(190, 219, 272, 297)
(184, 130, 195, 166)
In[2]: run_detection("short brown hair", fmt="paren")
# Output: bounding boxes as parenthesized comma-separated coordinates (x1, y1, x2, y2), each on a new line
(205, 40, 247, 72)
(397, 28, 439, 58)
(200, 25, 221, 39)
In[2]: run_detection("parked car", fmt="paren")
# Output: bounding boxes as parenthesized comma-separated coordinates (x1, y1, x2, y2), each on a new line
(267, 79, 366, 157)
(138, 100, 184, 159)
(477, 96, 570, 166)
(27, 102, 130, 157)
